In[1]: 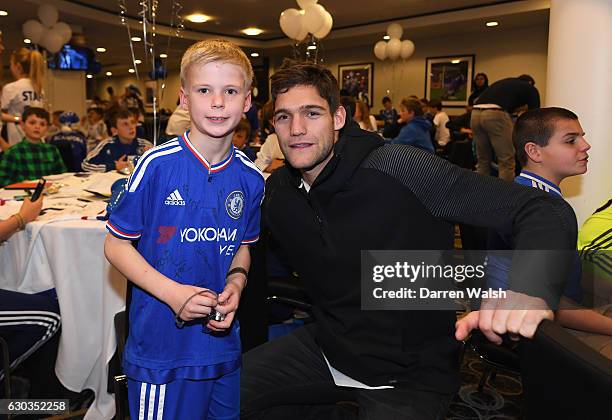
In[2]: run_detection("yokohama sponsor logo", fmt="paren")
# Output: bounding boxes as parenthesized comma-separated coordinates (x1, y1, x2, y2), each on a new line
(180, 227, 237, 243)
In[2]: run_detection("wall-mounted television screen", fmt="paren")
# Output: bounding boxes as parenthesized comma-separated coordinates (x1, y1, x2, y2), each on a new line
(48, 45, 93, 71)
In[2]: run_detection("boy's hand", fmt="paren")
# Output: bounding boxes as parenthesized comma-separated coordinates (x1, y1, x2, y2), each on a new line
(167, 283, 218, 322)
(115, 155, 128, 171)
(207, 280, 243, 331)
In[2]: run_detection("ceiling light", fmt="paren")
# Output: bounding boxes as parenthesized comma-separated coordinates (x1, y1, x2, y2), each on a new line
(250, 52, 259, 57)
(96, 47, 106, 53)
(451, 59, 460, 64)
(486, 21, 499, 27)
(307, 45, 317, 50)
(186, 13, 211, 23)
(128, 68, 135, 74)
(0, 10, 8, 16)
(23, 38, 31, 44)
(134, 59, 142, 64)
(86, 74, 93, 79)
(159, 53, 168, 58)
(131, 36, 142, 42)
(383, 35, 390, 40)
(106, 71, 113, 76)
(242, 27, 263, 36)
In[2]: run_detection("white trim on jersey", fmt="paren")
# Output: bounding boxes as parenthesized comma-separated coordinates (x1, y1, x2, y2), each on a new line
(156, 384, 166, 420)
(136, 382, 166, 420)
(235, 149, 265, 181)
(147, 384, 157, 420)
(106, 220, 142, 240)
(518, 172, 562, 196)
(139, 382, 147, 420)
(128, 140, 182, 193)
(0, 310, 61, 381)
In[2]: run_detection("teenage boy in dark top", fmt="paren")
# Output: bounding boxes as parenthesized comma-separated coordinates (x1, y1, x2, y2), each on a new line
(378, 96, 400, 138)
(241, 64, 575, 419)
(471, 74, 540, 181)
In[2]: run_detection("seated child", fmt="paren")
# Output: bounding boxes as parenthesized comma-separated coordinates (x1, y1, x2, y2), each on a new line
(487, 107, 612, 346)
(232, 118, 256, 161)
(81, 107, 108, 151)
(81, 108, 153, 172)
(0, 107, 66, 187)
(49, 111, 87, 172)
(390, 98, 434, 153)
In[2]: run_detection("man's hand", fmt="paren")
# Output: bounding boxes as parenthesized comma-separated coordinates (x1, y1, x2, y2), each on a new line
(265, 158, 285, 173)
(115, 154, 128, 171)
(455, 290, 554, 345)
(207, 278, 244, 331)
(166, 283, 218, 322)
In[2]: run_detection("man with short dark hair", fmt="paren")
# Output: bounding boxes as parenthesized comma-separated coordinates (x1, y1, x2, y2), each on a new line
(241, 64, 575, 419)
(471, 74, 540, 181)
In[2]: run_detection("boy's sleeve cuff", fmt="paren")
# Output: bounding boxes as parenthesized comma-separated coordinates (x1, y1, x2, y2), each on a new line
(241, 236, 259, 245)
(106, 221, 142, 240)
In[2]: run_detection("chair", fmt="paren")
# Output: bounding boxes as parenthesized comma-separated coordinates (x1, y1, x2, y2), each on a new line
(519, 319, 612, 419)
(112, 310, 129, 420)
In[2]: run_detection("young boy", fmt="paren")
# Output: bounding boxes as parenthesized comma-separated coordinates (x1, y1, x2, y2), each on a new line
(428, 99, 451, 148)
(80, 106, 108, 151)
(81, 108, 152, 172)
(488, 107, 612, 340)
(231, 118, 256, 161)
(0, 107, 66, 187)
(390, 98, 434, 153)
(378, 96, 399, 138)
(104, 39, 264, 419)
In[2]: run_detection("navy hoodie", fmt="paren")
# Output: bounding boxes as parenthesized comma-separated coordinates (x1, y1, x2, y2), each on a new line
(391, 116, 434, 153)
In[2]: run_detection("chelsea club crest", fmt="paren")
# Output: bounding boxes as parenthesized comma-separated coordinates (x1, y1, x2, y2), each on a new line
(225, 190, 245, 219)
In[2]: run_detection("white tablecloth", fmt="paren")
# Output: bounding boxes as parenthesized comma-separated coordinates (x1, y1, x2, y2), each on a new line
(0, 172, 128, 420)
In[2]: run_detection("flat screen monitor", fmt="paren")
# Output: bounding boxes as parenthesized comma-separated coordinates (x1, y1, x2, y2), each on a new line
(48, 45, 92, 71)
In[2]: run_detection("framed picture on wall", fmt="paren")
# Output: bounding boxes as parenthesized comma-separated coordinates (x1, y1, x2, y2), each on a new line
(144, 80, 157, 110)
(338, 62, 373, 107)
(425, 55, 475, 107)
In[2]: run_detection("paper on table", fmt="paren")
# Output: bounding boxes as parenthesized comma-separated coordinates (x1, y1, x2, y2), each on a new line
(81, 172, 128, 197)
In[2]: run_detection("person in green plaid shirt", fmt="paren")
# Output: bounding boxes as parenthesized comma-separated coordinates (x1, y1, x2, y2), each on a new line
(0, 107, 66, 188)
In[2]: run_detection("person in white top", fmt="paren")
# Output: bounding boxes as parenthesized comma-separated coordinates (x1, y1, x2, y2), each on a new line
(354, 100, 377, 132)
(165, 104, 191, 137)
(1, 48, 45, 149)
(254, 132, 284, 173)
(429, 99, 451, 147)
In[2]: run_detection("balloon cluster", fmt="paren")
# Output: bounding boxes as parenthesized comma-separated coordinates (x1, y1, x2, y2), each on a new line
(22, 4, 72, 54)
(279, 0, 333, 41)
(373, 23, 414, 61)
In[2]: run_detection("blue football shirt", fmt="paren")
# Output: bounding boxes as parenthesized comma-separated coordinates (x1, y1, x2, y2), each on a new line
(107, 131, 265, 384)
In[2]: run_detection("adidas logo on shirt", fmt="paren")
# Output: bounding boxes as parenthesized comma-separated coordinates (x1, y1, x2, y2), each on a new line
(165, 189, 186, 206)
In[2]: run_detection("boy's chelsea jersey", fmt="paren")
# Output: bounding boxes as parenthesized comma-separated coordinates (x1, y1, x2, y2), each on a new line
(107, 131, 265, 384)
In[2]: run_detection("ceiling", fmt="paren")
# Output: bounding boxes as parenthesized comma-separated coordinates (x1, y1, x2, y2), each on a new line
(0, 0, 549, 75)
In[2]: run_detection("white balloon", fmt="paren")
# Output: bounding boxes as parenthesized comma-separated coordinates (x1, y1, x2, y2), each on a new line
(43, 28, 65, 53)
(386, 38, 401, 60)
(313, 10, 333, 39)
(23, 19, 45, 44)
(294, 13, 309, 41)
(400, 39, 415, 59)
(279, 8, 301, 40)
(52, 22, 72, 44)
(303, 5, 325, 34)
(297, 0, 318, 9)
(38, 4, 59, 27)
(386, 22, 403, 40)
(373, 41, 387, 60)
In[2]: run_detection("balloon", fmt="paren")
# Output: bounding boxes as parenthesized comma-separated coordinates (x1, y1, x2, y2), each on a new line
(23, 19, 45, 44)
(387, 22, 403, 40)
(279, 8, 301, 40)
(400, 39, 415, 59)
(38, 4, 59, 27)
(303, 5, 325, 34)
(387, 38, 401, 60)
(52, 22, 72, 44)
(43, 28, 65, 53)
(294, 14, 309, 41)
(373, 41, 387, 60)
(297, 0, 318, 8)
(313, 10, 333, 38)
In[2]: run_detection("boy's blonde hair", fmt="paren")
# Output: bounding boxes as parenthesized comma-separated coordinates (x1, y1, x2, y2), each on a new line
(180, 39, 254, 90)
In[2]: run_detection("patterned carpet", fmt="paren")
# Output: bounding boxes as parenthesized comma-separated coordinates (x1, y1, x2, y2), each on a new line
(447, 348, 523, 420)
